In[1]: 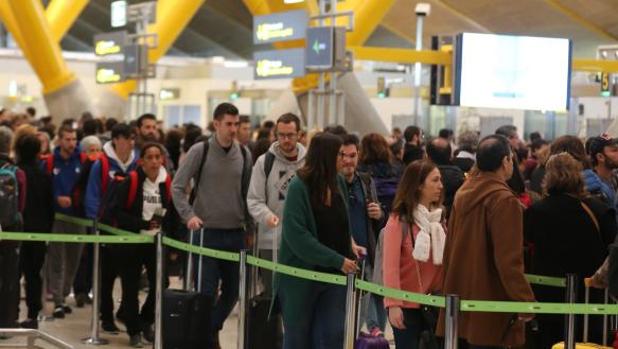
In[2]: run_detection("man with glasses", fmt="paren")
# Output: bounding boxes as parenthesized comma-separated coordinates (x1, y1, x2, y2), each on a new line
(338, 134, 385, 336)
(247, 113, 306, 296)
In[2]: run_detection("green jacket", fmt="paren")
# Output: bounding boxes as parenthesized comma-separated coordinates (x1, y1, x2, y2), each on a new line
(274, 175, 351, 325)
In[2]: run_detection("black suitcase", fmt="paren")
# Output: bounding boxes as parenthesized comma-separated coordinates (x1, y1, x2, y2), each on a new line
(247, 226, 282, 349)
(163, 289, 212, 349)
(163, 229, 213, 349)
(248, 293, 282, 349)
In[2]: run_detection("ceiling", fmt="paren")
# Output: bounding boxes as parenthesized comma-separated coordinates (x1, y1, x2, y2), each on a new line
(59, 0, 618, 60)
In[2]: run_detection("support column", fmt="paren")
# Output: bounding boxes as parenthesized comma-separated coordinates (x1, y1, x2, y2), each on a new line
(7, 0, 91, 123)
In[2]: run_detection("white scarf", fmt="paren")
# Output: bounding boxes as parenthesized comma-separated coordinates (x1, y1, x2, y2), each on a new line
(412, 204, 446, 265)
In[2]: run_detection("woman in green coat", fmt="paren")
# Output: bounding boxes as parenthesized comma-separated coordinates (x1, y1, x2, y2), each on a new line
(275, 132, 362, 349)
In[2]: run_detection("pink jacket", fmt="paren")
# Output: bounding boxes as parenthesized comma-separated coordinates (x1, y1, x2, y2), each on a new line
(383, 214, 443, 309)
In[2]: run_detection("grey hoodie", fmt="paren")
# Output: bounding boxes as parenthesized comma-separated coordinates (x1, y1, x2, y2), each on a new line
(247, 141, 306, 251)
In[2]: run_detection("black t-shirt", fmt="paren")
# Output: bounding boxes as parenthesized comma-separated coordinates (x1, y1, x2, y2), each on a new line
(312, 191, 353, 271)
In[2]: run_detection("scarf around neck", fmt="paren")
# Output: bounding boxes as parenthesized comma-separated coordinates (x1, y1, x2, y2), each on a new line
(412, 204, 446, 265)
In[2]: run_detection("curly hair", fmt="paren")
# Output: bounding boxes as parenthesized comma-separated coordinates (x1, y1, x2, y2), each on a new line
(543, 152, 586, 198)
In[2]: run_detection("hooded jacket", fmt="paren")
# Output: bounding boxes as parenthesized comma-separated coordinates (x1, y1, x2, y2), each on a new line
(85, 141, 138, 219)
(583, 169, 618, 215)
(436, 171, 535, 347)
(247, 141, 306, 250)
(45, 146, 83, 214)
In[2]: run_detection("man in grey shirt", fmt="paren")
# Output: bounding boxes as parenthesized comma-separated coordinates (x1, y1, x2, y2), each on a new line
(172, 103, 253, 348)
(247, 113, 306, 297)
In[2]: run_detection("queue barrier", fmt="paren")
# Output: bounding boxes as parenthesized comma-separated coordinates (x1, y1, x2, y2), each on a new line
(0, 213, 609, 315)
(0, 213, 613, 349)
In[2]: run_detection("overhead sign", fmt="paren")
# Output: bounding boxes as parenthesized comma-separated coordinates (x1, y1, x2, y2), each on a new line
(159, 88, 180, 101)
(93, 31, 127, 56)
(253, 10, 308, 45)
(306, 27, 334, 69)
(95, 62, 125, 84)
(111, 1, 127, 28)
(254, 49, 305, 79)
(306, 26, 347, 71)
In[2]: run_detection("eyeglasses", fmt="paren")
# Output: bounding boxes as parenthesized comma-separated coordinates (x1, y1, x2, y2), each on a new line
(277, 133, 298, 140)
(338, 152, 358, 160)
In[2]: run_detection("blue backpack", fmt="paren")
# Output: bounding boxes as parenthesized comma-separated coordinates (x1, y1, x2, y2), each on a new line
(0, 163, 21, 229)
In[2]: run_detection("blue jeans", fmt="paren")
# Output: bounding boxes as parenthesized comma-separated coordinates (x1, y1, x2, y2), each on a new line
(193, 228, 245, 332)
(280, 282, 346, 349)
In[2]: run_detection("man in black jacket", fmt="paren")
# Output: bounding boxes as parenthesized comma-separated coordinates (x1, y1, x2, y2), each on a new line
(110, 143, 178, 347)
(338, 134, 386, 335)
(427, 137, 464, 216)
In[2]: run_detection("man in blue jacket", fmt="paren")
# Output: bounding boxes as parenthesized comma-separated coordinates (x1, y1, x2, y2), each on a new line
(46, 125, 86, 318)
(84, 123, 138, 333)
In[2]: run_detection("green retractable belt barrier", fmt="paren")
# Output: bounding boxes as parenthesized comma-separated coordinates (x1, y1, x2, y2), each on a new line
(54, 213, 93, 227)
(3, 213, 609, 316)
(0, 232, 152, 244)
(162, 236, 239, 262)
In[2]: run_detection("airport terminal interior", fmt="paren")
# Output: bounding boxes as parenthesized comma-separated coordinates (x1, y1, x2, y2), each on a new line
(2, 0, 618, 349)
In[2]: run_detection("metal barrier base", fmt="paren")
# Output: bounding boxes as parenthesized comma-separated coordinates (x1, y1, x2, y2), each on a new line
(0, 328, 73, 349)
(81, 337, 109, 346)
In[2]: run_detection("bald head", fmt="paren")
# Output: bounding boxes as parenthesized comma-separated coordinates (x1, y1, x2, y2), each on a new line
(426, 137, 451, 165)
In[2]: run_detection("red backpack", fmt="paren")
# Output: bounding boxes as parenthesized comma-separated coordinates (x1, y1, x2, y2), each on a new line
(125, 170, 172, 209)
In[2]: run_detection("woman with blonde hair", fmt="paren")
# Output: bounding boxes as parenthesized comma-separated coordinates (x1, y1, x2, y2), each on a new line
(524, 152, 615, 348)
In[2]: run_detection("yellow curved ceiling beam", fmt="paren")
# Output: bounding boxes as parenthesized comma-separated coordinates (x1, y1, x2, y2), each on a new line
(45, 0, 88, 42)
(544, 0, 618, 42)
(110, 0, 206, 99)
(0, 1, 33, 62)
(8, 0, 75, 94)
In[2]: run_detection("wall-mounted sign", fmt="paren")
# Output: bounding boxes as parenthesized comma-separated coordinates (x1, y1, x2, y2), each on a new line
(253, 10, 308, 45)
(96, 62, 125, 84)
(93, 31, 127, 56)
(111, 1, 127, 28)
(159, 88, 180, 101)
(254, 49, 305, 79)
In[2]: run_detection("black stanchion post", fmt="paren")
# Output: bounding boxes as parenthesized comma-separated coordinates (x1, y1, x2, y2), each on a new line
(565, 274, 577, 349)
(445, 294, 460, 349)
(155, 232, 163, 349)
(343, 272, 357, 349)
(238, 249, 248, 349)
(83, 219, 109, 345)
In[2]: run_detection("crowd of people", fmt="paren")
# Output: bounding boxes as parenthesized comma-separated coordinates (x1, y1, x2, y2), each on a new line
(0, 103, 617, 349)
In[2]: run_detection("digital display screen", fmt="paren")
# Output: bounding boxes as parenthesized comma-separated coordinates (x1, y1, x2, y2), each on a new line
(455, 33, 572, 111)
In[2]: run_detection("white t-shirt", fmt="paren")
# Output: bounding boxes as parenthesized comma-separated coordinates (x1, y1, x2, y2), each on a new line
(141, 167, 167, 236)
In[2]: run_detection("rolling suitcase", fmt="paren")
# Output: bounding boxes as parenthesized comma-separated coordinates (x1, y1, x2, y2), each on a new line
(552, 278, 612, 349)
(163, 229, 213, 349)
(247, 225, 283, 349)
(354, 258, 390, 349)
